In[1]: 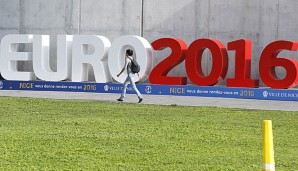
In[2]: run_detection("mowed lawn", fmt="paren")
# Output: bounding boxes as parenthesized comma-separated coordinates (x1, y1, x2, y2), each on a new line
(0, 96, 297, 171)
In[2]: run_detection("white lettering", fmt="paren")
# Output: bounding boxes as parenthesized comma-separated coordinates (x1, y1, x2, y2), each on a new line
(72, 35, 112, 82)
(33, 35, 73, 81)
(107, 35, 153, 83)
(0, 34, 152, 83)
(0, 34, 35, 80)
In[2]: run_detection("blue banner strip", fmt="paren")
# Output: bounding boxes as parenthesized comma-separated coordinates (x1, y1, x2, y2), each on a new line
(0, 80, 298, 101)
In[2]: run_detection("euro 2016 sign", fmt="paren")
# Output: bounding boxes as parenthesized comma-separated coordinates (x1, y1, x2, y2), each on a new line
(1, 34, 298, 90)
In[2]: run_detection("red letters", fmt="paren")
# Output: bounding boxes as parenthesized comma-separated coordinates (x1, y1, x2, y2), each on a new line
(259, 40, 298, 89)
(149, 38, 188, 85)
(226, 39, 259, 88)
(149, 38, 298, 89)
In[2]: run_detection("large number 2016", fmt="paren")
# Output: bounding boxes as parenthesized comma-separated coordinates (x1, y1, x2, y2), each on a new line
(149, 38, 298, 89)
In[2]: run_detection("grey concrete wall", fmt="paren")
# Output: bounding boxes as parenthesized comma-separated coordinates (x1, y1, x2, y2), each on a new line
(0, 0, 20, 38)
(1, 0, 298, 86)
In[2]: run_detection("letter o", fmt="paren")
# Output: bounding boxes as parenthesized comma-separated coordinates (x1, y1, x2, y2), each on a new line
(108, 35, 153, 83)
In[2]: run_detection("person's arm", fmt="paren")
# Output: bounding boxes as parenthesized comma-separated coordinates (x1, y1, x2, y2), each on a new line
(117, 58, 127, 77)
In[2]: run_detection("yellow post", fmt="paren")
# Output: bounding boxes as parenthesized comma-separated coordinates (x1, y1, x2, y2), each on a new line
(263, 120, 275, 171)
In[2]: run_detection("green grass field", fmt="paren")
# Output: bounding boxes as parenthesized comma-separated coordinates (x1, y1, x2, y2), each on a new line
(0, 96, 297, 170)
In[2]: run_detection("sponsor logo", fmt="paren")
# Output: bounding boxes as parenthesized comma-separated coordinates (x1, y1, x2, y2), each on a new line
(0, 81, 3, 89)
(262, 90, 298, 98)
(263, 91, 268, 98)
(145, 86, 152, 93)
(104, 85, 109, 92)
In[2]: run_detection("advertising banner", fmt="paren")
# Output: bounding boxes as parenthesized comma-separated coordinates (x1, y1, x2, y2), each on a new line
(1, 80, 298, 101)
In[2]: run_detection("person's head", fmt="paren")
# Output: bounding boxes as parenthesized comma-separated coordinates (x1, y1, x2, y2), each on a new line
(126, 49, 133, 56)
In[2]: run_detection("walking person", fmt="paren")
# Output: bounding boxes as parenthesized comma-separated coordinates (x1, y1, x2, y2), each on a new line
(117, 49, 143, 103)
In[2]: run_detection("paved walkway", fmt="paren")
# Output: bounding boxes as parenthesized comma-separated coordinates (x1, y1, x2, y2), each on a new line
(0, 90, 297, 111)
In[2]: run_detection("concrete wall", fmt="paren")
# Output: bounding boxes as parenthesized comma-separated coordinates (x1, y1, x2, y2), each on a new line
(1, 0, 298, 86)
